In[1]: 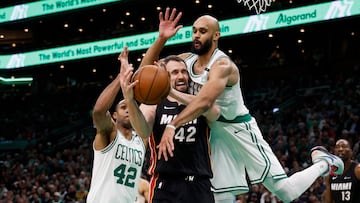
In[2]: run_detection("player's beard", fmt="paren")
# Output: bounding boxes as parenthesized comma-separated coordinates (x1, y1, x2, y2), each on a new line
(191, 38, 212, 55)
(121, 119, 132, 130)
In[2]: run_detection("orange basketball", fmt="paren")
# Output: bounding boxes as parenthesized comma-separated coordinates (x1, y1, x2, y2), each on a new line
(131, 64, 170, 105)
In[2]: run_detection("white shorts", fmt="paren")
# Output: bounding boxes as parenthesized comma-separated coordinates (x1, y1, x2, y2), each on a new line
(209, 116, 287, 195)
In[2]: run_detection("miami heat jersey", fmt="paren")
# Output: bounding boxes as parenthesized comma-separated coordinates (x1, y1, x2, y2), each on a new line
(148, 99, 213, 178)
(330, 162, 360, 202)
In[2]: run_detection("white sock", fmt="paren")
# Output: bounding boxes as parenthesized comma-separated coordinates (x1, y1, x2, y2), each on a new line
(263, 160, 328, 203)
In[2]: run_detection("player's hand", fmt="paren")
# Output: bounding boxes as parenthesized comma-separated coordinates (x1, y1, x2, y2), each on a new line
(118, 46, 130, 74)
(158, 7, 183, 40)
(157, 126, 175, 161)
(120, 64, 137, 101)
(118, 46, 137, 101)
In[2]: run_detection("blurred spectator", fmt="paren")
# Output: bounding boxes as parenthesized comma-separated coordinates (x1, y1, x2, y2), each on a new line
(75, 184, 88, 202)
(260, 190, 277, 203)
(53, 192, 62, 203)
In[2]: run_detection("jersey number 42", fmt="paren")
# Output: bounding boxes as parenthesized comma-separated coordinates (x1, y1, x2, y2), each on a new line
(114, 163, 137, 188)
(174, 126, 196, 142)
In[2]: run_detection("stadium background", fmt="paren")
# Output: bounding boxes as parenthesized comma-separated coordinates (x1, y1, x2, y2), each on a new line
(0, 0, 359, 202)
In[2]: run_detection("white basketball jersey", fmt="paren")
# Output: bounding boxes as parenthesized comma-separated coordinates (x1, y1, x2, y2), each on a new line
(185, 49, 287, 194)
(87, 130, 146, 203)
(184, 48, 249, 120)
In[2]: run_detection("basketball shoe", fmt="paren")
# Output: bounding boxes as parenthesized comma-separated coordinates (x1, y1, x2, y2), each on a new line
(311, 146, 344, 176)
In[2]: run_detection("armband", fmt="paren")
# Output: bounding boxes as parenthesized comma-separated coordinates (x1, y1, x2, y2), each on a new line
(166, 124, 176, 130)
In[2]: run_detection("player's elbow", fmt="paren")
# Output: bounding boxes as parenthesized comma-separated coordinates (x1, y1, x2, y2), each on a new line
(92, 107, 103, 118)
(92, 107, 110, 121)
(204, 105, 220, 122)
(199, 99, 213, 112)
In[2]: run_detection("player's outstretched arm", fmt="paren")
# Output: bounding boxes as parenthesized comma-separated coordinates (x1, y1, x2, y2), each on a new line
(92, 65, 122, 149)
(92, 47, 132, 133)
(169, 88, 220, 122)
(139, 7, 182, 68)
(119, 48, 151, 141)
(92, 74, 120, 130)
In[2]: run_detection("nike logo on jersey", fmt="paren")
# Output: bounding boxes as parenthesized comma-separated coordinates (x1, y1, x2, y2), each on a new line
(234, 129, 242, 134)
(164, 106, 176, 110)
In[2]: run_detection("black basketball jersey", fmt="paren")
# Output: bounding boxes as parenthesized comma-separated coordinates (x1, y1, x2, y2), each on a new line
(330, 161, 360, 202)
(148, 99, 213, 178)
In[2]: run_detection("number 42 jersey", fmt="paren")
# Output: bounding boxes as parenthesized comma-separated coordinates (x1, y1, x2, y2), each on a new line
(148, 99, 213, 178)
(87, 130, 146, 203)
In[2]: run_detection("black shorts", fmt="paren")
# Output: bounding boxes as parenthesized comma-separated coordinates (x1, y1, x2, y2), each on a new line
(149, 174, 214, 203)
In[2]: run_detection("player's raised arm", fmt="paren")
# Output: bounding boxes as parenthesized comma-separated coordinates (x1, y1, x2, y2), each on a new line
(140, 7, 183, 67)
(119, 49, 151, 142)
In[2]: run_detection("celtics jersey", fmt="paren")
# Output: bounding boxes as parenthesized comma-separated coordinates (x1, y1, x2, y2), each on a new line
(184, 48, 249, 120)
(330, 162, 360, 202)
(184, 49, 288, 194)
(87, 130, 146, 203)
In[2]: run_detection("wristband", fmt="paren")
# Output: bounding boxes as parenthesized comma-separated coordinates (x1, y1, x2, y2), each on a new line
(166, 124, 176, 130)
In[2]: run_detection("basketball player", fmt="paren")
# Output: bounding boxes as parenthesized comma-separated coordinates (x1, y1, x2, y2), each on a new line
(323, 139, 360, 203)
(141, 8, 345, 203)
(120, 52, 219, 202)
(86, 47, 148, 203)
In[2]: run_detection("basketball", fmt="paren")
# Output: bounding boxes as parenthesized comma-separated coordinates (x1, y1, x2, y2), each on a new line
(131, 64, 170, 105)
